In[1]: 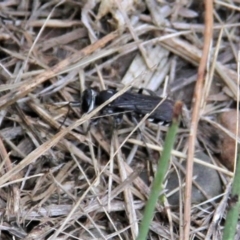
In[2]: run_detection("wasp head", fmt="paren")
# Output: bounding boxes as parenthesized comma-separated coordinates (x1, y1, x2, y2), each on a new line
(81, 89, 97, 113)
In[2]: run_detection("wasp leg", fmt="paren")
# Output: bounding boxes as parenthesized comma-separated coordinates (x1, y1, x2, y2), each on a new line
(113, 113, 124, 128)
(76, 117, 100, 135)
(100, 106, 124, 130)
(129, 113, 155, 163)
(105, 113, 124, 138)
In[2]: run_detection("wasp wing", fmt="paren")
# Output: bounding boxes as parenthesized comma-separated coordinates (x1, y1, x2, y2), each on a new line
(109, 92, 174, 123)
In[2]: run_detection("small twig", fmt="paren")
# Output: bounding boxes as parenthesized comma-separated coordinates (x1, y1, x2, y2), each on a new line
(183, 0, 213, 239)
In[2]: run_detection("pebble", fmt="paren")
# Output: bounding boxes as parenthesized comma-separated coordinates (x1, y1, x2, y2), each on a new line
(166, 152, 222, 206)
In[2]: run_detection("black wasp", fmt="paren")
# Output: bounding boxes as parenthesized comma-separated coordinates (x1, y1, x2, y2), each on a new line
(81, 88, 174, 125)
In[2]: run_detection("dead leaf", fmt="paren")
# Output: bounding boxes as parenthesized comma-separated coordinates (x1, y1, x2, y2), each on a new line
(219, 109, 240, 171)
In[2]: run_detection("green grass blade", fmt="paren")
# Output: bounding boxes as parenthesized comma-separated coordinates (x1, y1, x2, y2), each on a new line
(137, 102, 182, 240)
(222, 146, 240, 240)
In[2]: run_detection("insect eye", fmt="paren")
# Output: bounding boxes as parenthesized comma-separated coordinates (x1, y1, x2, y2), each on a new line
(81, 89, 96, 113)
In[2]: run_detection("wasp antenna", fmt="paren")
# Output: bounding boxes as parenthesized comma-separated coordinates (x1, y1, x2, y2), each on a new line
(55, 102, 70, 110)
(58, 100, 82, 131)
(58, 104, 72, 131)
(69, 101, 81, 108)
